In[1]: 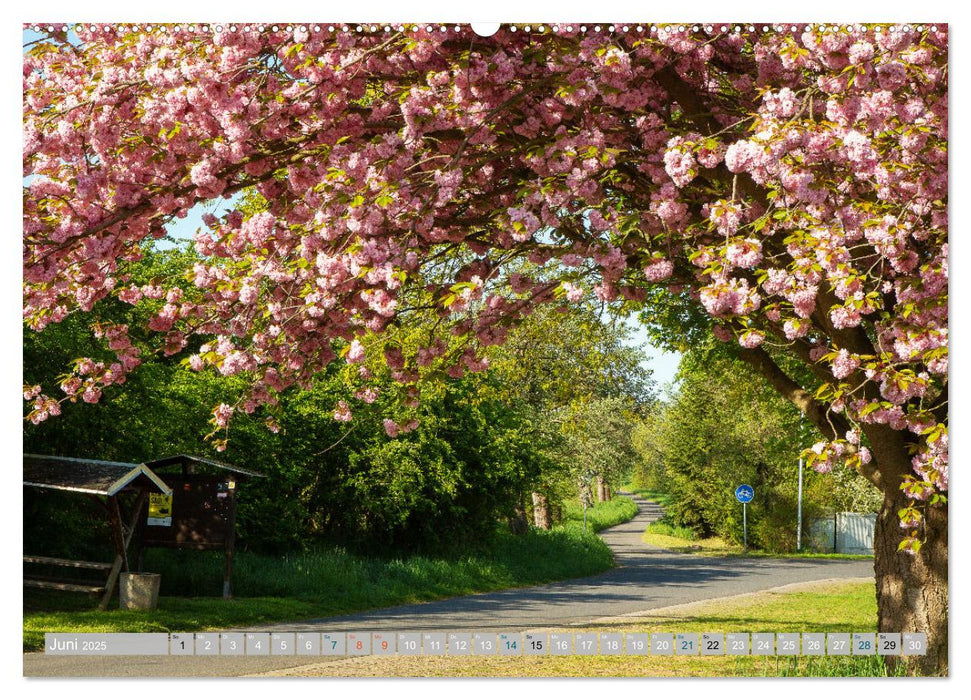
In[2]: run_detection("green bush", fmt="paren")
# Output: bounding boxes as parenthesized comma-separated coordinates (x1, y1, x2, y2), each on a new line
(629, 341, 881, 553)
(561, 496, 638, 532)
(645, 520, 699, 540)
(138, 526, 614, 600)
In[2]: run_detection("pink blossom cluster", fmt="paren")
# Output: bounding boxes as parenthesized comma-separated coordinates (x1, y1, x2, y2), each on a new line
(700, 277, 760, 317)
(831, 349, 860, 379)
(643, 258, 674, 282)
(708, 200, 744, 236)
(725, 238, 762, 269)
(383, 417, 419, 438)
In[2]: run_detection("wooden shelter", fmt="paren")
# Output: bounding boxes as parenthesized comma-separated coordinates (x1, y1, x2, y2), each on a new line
(23, 454, 172, 609)
(139, 454, 265, 599)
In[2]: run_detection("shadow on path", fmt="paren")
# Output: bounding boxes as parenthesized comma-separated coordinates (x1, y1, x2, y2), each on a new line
(248, 492, 874, 632)
(22, 493, 875, 676)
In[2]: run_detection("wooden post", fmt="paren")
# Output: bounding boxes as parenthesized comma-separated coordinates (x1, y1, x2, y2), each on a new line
(107, 495, 129, 572)
(124, 491, 149, 551)
(127, 491, 149, 573)
(222, 482, 237, 599)
(507, 497, 529, 535)
(102, 495, 129, 610)
(98, 555, 123, 611)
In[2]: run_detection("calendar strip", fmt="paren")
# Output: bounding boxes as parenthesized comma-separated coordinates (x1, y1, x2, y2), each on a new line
(43, 631, 926, 656)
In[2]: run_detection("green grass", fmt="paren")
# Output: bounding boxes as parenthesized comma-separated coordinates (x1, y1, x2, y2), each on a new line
(284, 581, 915, 677)
(562, 495, 639, 533)
(627, 487, 871, 560)
(642, 522, 872, 560)
(622, 486, 674, 508)
(25, 506, 641, 652)
(643, 520, 699, 540)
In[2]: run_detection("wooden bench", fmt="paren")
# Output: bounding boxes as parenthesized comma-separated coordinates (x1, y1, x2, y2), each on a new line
(24, 554, 123, 610)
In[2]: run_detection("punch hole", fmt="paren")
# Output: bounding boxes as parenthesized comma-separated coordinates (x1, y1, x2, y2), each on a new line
(471, 23, 501, 37)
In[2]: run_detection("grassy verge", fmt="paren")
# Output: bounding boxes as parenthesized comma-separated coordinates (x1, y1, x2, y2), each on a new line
(622, 486, 674, 509)
(642, 522, 872, 560)
(25, 498, 641, 651)
(562, 495, 638, 533)
(263, 580, 910, 678)
(628, 487, 870, 560)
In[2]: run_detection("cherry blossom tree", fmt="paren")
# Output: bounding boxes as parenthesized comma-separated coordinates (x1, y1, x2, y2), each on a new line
(23, 23, 947, 673)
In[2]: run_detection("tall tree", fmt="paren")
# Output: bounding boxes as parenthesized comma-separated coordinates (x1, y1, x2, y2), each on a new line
(478, 303, 652, 522)
(23, 24, 947, 673)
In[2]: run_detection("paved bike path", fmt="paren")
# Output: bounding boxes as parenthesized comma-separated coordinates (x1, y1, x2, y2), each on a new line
(23, 493, 873, 676)
(246, 492, 872, 632)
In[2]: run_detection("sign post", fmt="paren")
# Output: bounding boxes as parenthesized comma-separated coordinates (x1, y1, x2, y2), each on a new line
(579, 475, 593, 532)
(796, 457, 804, 551)
(734, 484, 754, 552)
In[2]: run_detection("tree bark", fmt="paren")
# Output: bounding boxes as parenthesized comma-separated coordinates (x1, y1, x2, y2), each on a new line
(507, 497, 529, 535)
(596, 474, 607, 502)
(874, 489, 948, 675)
(739, 348, 948, 675)
(531, 491, 551, 530)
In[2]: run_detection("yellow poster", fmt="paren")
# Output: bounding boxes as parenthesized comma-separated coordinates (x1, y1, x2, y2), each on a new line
(147, 493, 173, 526)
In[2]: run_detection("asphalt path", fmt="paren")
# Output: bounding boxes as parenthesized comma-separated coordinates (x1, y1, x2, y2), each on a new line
(23, 493, 873, 677)
(247, 493, 873, 632)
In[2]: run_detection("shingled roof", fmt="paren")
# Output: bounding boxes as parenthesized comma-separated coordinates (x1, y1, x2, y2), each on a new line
(23, 454, 172, 496)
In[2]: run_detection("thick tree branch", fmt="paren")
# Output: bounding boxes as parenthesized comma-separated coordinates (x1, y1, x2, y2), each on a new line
(653, 65, 765, 203)
(812, 287, 879, 358)
(736, 346, 847, 439)
(736, 345, 884, 488)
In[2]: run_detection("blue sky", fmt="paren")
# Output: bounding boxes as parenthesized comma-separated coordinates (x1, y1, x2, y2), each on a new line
(627, 328, 682, 389)
(158, 196, 240, 249)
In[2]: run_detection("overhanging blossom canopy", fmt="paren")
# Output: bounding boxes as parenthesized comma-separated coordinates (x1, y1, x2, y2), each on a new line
(23, 23, 946, 519)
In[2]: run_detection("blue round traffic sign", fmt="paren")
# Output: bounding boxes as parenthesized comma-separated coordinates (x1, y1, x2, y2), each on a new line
(735, 484, 754, 503)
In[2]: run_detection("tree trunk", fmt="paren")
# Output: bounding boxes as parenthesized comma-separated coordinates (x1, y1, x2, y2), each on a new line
(738, 347, 948, 676)
(531, 492, 551, 530)
(596, 474, 606, 502)
(604, 484, 612, 501)
(507, 498, 529, 535)
(874, 489, 948, 676)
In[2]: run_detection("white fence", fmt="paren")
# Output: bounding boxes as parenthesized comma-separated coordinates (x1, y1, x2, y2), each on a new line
(809, 512, 876, 554)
